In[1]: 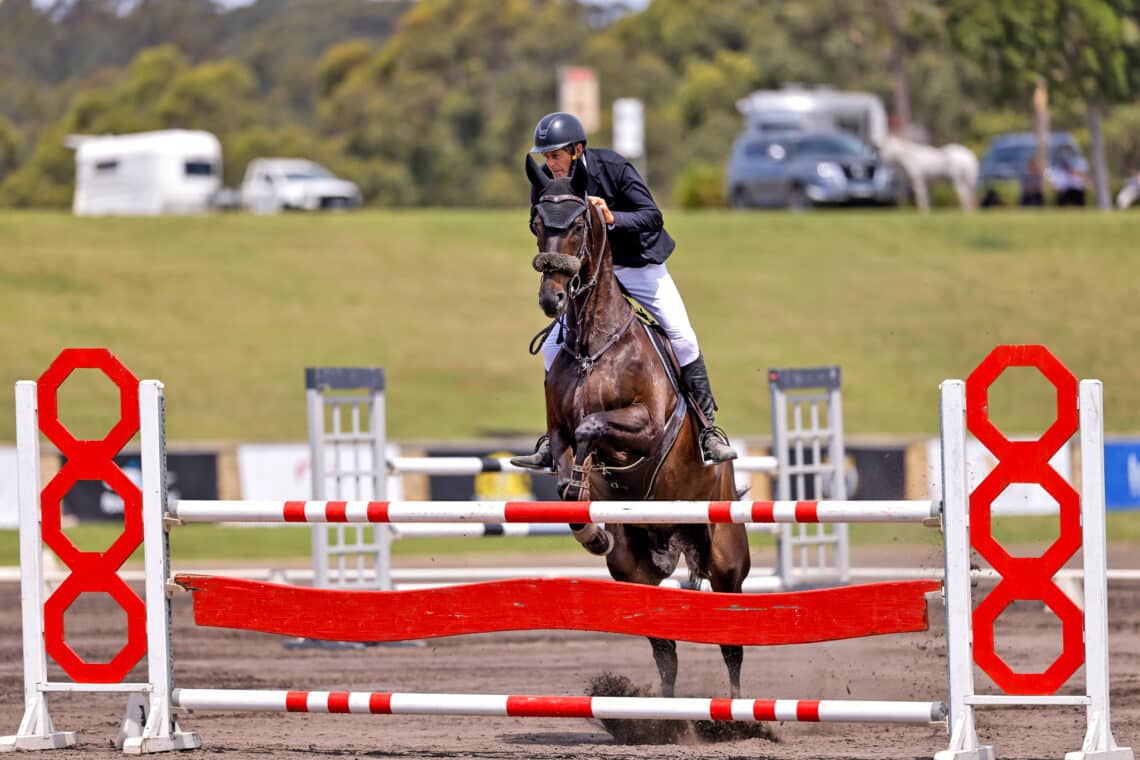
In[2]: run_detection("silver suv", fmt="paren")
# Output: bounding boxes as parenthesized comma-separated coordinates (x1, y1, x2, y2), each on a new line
(725, 131, 900, 209)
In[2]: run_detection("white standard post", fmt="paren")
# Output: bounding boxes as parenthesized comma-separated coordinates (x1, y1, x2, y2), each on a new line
(934, 380, 993, 760)
(828, 385, 851, 583)
(1067, 380, 1132, 760)
(0, 381, 76, 752)
(369, 384, 392, 589)
(306, 385, 330, 588)
(118, 381, 200, 754)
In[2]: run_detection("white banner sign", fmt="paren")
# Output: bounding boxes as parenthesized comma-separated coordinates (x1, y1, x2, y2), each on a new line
(0, 447, 17, 529)
(237, 443, 402, 501)
(926, 437, 1071, 516)
(613, 97, 645, 158)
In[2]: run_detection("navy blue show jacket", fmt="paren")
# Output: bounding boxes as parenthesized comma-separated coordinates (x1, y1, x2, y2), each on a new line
(530, 147, 675, 268)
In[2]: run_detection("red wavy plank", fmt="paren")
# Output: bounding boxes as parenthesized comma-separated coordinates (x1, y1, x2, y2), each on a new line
(174, 575, 940, 645)
(175, 575, 940, 646)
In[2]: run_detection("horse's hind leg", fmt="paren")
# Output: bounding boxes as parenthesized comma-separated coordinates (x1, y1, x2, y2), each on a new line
(649, 637, 678, 698)
(607, 526, 680, 698)
(718, 644, 743, 699)
(708, 522, 751, 698)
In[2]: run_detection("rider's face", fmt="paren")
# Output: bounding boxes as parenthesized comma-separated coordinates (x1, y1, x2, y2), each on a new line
(543, 146, 579, 178)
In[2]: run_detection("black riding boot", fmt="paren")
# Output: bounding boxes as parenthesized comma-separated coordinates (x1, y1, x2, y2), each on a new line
(510, 433, 552, 470)
(680, 354, 738, 463)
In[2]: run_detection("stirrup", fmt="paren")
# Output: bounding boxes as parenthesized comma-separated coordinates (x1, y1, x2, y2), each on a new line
(700, 426, 737, 463)
(510, 434, 552, 470)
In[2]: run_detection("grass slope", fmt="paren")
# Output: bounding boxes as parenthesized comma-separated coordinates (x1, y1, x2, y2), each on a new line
(2, 208, 1138, 445)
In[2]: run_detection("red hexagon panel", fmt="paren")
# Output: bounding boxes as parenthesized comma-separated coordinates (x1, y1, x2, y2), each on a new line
(966, 344, 1078, 462)
(36, 348, 146, 684)
(973, 582, 1084, 694)
(38, 348, 140, 475)
(44, 572, 147, 683)
(964, 345, 1085, 695)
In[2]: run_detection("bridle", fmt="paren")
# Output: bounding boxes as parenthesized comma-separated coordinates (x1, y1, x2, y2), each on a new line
(530, 192, 632, 374)
(530, 192, 603, 301)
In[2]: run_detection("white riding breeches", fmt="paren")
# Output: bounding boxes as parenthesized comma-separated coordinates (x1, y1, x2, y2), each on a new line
(540, 262, 701, 370)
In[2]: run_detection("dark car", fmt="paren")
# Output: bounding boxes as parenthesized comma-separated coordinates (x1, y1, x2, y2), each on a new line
(725, 130, 900, 209)
(977, 131, 1089, 204)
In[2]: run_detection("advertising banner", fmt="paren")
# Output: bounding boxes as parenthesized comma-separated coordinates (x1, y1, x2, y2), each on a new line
(427, 445, 558, 501)
(768, 444, 906, 500)
(237, 442, 402, 500)
(60, 451, 218, 521)
(1104, 439, 1140, 511)
(925, 438, 1071, 515)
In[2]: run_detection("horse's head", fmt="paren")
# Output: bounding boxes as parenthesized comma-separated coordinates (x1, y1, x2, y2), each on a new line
(526, 154, 597, 318)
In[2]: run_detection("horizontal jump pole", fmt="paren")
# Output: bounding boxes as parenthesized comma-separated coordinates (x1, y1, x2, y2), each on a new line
(173, 575, 941, 645)
(389, 455, 778, 476)
(388, 525, 789, 540)
(391, 522, 575, 537)
(172, 688, 946, 724)
(389, 522, 782, 538)
(170, 499, 939, 525)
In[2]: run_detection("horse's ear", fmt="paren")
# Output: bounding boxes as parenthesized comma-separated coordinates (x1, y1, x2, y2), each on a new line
(569, 153, 588, 196)
(526, 154, 550, 191)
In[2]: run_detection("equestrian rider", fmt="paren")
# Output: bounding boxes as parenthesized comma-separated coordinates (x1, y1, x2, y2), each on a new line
(512, 111, 737, 469)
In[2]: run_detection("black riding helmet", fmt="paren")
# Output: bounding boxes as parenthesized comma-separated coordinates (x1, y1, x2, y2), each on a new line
(530, 112, 587, 153)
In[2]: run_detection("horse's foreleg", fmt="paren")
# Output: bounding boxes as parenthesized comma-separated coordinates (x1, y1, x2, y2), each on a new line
(575, 404, 657, 460)
(564, 406, 656, 556)
(648, 637, 678, 698)
(954, 177, 976, 212)
(913, 176, 931, 212)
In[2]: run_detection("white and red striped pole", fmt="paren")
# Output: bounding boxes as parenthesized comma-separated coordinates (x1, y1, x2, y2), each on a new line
(170, 498, 939, 525)
(172, 688, 945, 724)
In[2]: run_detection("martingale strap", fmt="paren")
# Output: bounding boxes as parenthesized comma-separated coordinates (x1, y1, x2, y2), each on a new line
(559, 309, 636, 374)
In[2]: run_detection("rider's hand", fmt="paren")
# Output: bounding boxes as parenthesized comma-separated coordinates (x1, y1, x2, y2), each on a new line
(588, 196, 615, 225)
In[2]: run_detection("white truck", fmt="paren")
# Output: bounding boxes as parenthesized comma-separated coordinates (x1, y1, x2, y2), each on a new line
(240, 158, 361, 214)
(735, 86, 889, 148)
(68, 129, 222, 216)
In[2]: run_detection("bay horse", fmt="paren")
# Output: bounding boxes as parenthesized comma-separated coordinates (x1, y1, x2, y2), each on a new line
(525, 154, 750, 698)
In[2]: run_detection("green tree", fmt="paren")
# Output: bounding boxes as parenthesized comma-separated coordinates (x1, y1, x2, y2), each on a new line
(944, 0, 1140, 208)
(320, 0, 589, 206)
(155, 59, 261, 134)
(0, 118, 22, 182)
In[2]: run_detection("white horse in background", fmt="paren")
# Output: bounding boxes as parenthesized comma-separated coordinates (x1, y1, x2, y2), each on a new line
(880, 135, 979, 212)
